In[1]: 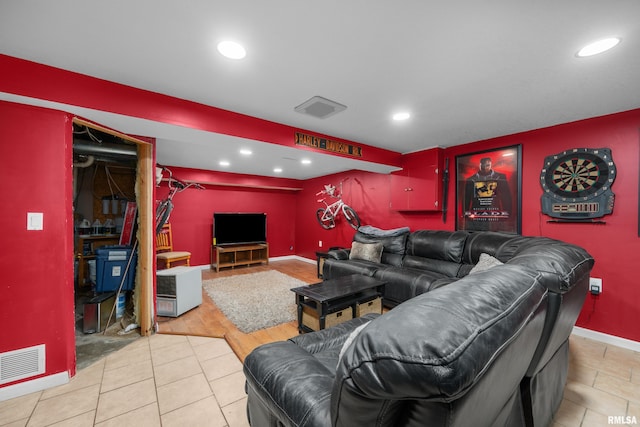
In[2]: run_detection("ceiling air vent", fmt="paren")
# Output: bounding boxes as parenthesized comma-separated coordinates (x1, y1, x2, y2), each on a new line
(294, 96, 347, 119)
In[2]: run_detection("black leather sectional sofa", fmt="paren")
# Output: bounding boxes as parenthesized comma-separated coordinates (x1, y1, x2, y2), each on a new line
(243, 228, 594, 426)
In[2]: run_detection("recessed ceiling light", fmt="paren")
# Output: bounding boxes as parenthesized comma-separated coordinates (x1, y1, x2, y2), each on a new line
(273, 167, 283, 173)
(392, 112, 411, 121)
(239, 149, 252, 155)
(219, 160, 230, 166)
(301, 159, 312, 165)
(217, 41, 246, 59)
(577, 37, 620, 57)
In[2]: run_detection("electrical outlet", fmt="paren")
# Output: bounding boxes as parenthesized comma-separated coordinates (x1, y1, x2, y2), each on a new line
(589, 277, 602, 295)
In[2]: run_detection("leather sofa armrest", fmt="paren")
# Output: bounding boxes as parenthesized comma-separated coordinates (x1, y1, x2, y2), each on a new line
(328, 248, 350, 260)
(244, 341, 334, 426)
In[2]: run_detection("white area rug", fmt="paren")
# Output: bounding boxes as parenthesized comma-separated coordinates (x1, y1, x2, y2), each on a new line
(203, 270, 306, 333)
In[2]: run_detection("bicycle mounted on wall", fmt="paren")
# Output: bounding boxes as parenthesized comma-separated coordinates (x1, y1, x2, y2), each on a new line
(315, 180, 361, 230)
(155, 166, 204, 234)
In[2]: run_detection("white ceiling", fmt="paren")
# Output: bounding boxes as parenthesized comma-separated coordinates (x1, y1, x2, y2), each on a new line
(1, 1, 639, 179)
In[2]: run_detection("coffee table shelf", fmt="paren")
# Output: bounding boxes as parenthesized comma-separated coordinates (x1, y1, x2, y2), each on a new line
(291, 275, 385, 333)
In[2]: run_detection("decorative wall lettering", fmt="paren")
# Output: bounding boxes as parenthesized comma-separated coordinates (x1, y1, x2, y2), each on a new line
(294, 132, 362, 157)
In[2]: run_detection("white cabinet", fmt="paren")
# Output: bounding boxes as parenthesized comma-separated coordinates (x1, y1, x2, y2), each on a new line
(156, 266, 202, 317)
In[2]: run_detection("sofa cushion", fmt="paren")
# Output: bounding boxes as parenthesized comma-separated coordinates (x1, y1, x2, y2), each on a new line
(349, 241, 383, 263)
(402, 255, 463, 277)
(406, 230, 469, 263)
(354, 227, 409, 266)
(327, 248, 350, 260)
(244, 341, 335, 426)
(503, 238, 594, 293)
(461, 231, 520, 264)
(323, 258, 380, 278)
(290, 315, 377, 354)
(373, 266, 448, 303)
(429, 276, 459, 291)
(289, 315, 378, 372)
(469, 253, 503, 274)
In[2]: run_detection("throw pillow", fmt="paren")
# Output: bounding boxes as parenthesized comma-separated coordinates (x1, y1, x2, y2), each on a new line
(469, 253, 503, 274)
(349, 241, 384, 263)
(338, 322, 368, 365)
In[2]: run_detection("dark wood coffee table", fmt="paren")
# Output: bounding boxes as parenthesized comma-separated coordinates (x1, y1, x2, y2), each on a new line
(291, 275, 386, 333)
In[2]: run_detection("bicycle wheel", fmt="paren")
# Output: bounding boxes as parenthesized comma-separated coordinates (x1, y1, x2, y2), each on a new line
(155, 199, 173, 235)
(316, 208, 335, 229)
(342, 205, 361, 230)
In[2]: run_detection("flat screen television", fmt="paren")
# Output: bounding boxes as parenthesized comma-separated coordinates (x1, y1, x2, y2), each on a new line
(213, 212, 267, 246)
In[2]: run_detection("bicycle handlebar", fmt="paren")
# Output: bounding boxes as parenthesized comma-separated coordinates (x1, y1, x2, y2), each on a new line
(316, 190, 341, 200)
(159, 163, 205, 192)
(172, 180, 186, 190)
(169, 179, 205, 191)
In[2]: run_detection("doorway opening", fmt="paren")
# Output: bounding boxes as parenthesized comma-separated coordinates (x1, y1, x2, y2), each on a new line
(71, 118, 154, 368)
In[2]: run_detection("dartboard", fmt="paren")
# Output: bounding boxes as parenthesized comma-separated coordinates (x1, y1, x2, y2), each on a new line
(540, 148, 616, 219)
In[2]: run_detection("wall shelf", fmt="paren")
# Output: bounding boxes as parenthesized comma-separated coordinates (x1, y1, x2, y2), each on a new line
(75, 235, 121, 288)
(162, 178, 302, 192)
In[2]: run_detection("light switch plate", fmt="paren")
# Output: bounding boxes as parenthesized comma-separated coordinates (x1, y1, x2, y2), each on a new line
(27, 212, 44, 230)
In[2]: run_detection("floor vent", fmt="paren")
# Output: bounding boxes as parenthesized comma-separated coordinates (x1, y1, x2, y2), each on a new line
(0, 344, 45, 384)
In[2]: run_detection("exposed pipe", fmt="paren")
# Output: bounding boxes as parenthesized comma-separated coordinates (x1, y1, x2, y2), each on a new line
(73, 155, 95, 202)
(73, 139, 137, 158)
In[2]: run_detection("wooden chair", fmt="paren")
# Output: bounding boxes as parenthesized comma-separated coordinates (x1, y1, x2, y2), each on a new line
(156, 223, 191, 269)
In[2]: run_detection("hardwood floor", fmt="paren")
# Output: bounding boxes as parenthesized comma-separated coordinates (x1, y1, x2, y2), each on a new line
(156, 259, 319, 361)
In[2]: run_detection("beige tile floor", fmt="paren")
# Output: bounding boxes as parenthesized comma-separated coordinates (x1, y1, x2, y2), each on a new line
(0, 334, 249, 427)
(0, 333, 638, 426)
(557, 335, 640, 427)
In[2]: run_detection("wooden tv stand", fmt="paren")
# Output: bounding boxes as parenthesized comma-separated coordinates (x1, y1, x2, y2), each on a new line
(211, 243, 269, 272)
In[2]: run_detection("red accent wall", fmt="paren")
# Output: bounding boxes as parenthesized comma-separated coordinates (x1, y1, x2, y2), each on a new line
(468, 111, 640, 343)
(295, 169, 446, 258)
(295, 110, 640, 343)
(156, 168, 301, 265)
(0, 101, 76, 384)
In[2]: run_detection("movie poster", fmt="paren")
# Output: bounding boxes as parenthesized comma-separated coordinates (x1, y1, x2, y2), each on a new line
(455, 145, 521, 233)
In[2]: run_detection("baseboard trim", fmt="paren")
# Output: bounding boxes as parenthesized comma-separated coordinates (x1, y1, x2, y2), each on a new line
(197, 255, 316, 270)
(268, 255, 316, 265)
(0, 371, 69, 402)
(572, 326, 640, 352)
